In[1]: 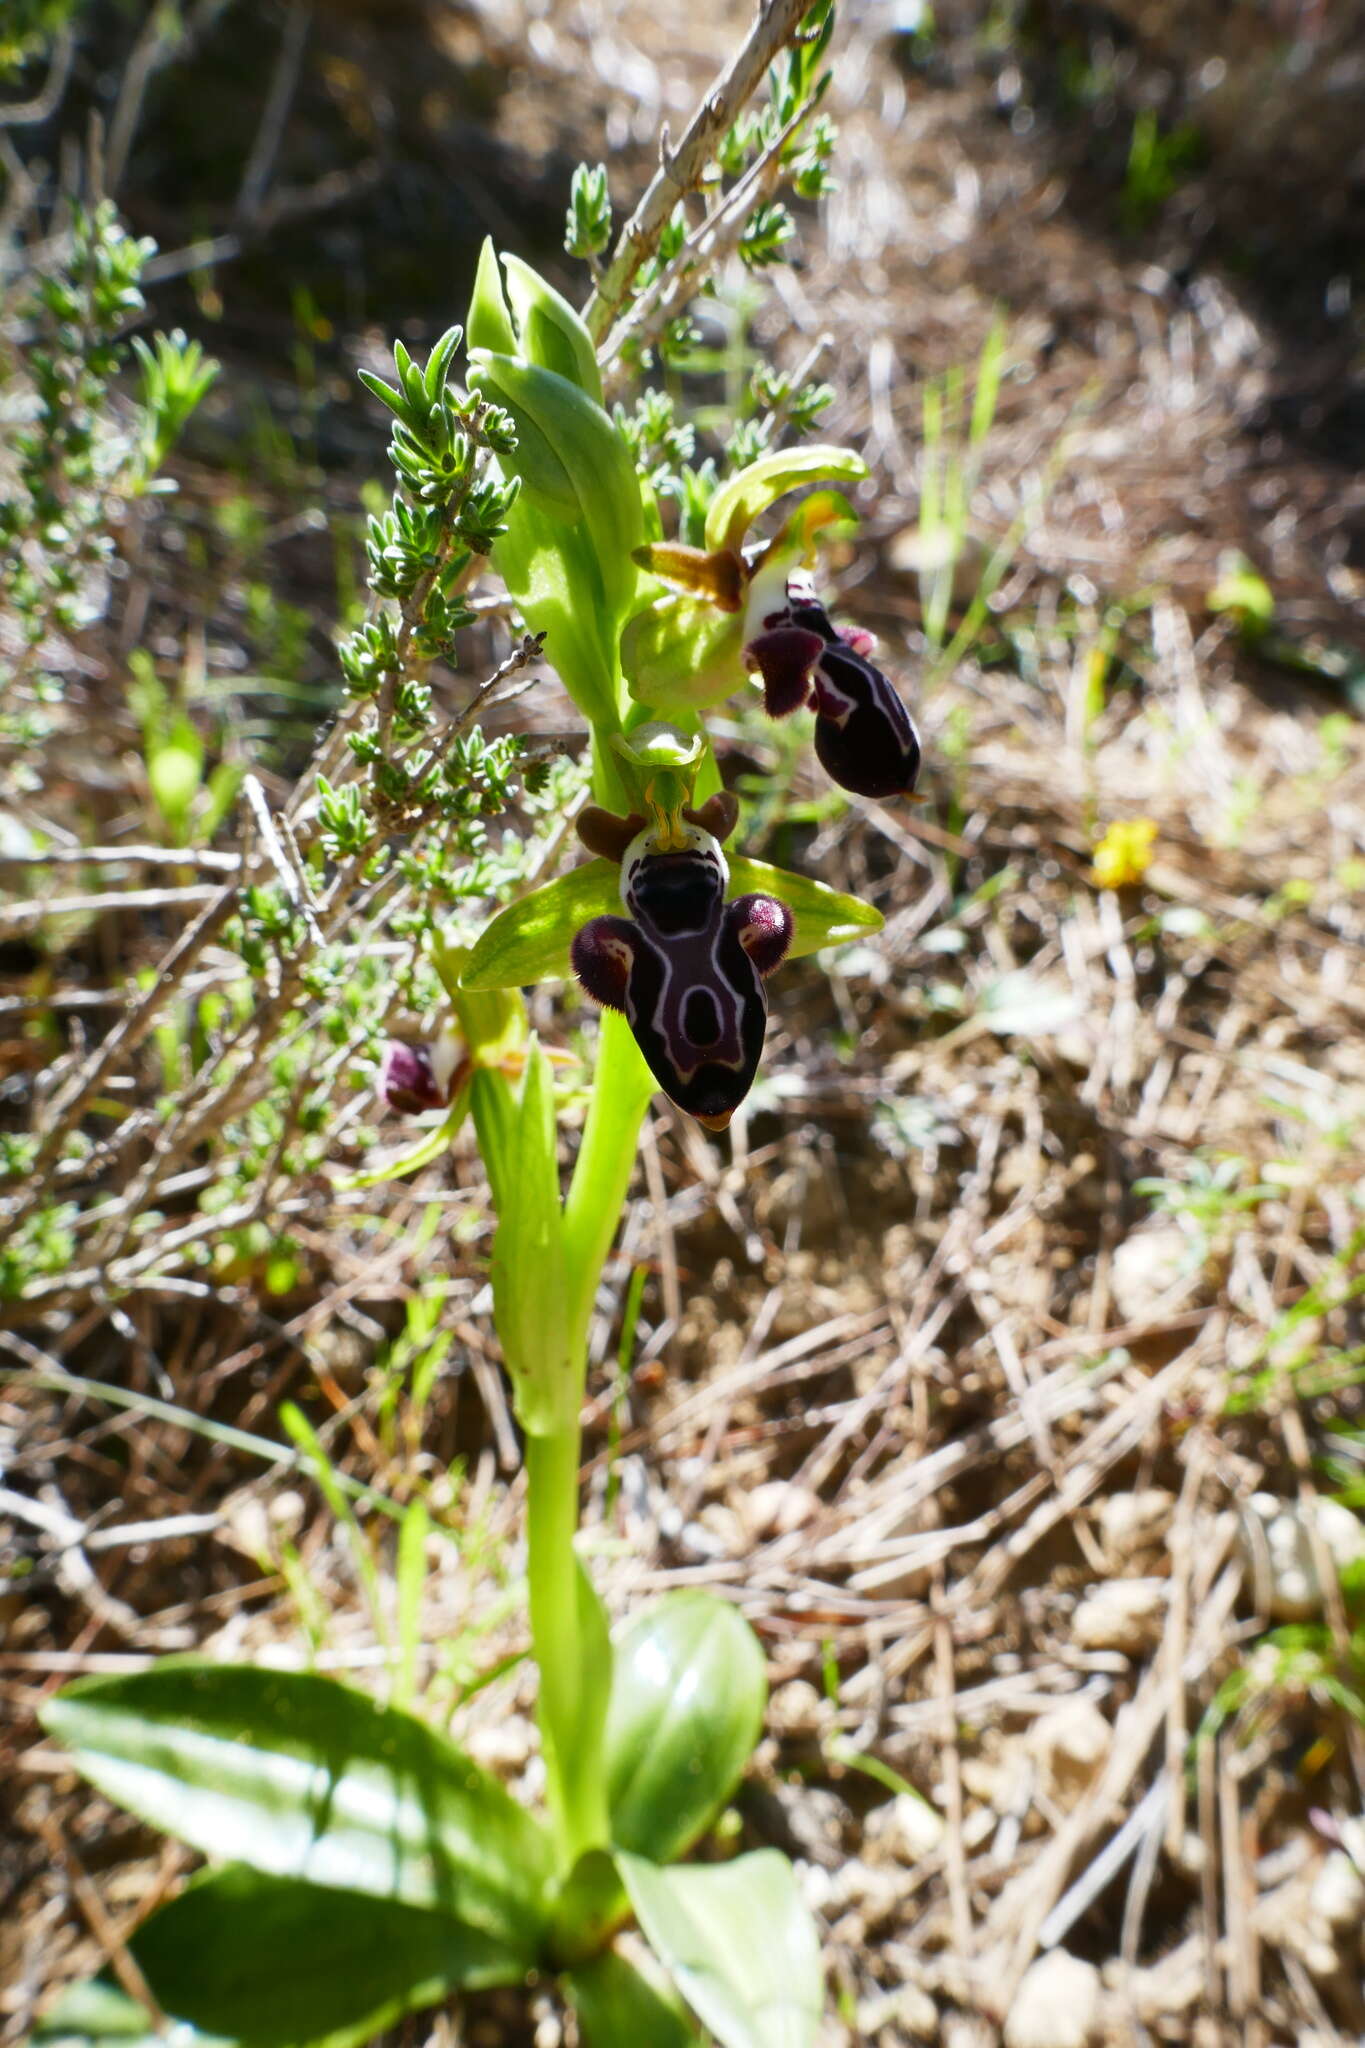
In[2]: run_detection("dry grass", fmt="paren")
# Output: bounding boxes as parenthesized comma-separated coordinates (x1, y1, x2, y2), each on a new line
(4, 3, 1365, 2045)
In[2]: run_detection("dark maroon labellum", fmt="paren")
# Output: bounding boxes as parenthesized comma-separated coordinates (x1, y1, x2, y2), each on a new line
(745, 576, 921, 801)
(572, 821, 792, 1132)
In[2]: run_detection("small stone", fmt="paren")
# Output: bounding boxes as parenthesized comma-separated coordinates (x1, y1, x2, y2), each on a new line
(1110, 1222, 1197, 1323)
(826, 1856, 903, 1934)
(856, 1983, 939, 2040)
(863, 1789, 946, 1861)
(1071, 1577, 1166, 1653)
(1028, 1697, 1111, 1803)
(268, 1488, 306, 1534)
(743, 1479, 820, 1540)
(1310, 1850, 1365, 1930)
(767, 1678, 826, 1735)
(1003, 1952, 1100, 2048)
(1098, 1489, 1175, 1561)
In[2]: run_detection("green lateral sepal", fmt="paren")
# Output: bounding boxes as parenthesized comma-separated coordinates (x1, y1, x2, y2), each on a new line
(460, 857, 882, 992)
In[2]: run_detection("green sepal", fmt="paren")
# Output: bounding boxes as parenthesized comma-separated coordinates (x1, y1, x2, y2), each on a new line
(618, 1850, 823, 2048)
(501, 250, 603, 402)
(466, 236, 517, 358)
(463, 860, 621, 991)
(475, 1037, 573, 1434)
(703, 445, 868, 556)
(729, 854, 883, 952)
(567, 1947, 703, 2048)
(605, 1591, 766, 1866)
(461, 856, 882, 992)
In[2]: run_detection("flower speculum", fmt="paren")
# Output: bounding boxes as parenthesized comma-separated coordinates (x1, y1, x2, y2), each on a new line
(571, 796, 792, 1132)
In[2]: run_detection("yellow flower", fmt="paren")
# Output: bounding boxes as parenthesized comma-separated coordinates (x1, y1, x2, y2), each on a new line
(1091, 817, 1158, 889)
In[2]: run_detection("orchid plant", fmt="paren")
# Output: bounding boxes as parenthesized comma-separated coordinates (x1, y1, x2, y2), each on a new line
(37, 30, 924, 2046)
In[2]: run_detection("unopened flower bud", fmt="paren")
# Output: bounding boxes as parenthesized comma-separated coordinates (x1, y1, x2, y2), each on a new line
(378, 1032, 462, 1114)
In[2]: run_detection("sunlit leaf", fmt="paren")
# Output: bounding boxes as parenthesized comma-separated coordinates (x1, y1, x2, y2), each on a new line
(619, 1850, 822, 2048)
(137, 1867, 524, 2044)
(606, 1591, 766, 1864)
(41, 1665, 552, 1951)
(568, 1946, 702, 2048)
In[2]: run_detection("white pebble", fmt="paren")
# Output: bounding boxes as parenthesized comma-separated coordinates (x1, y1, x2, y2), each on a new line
(1003, 1951, 1101, 2048)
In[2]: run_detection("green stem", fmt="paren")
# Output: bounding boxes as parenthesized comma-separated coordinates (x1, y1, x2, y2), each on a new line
(524, 1010, 655, 1870)
(525, 1421, 601, 1866)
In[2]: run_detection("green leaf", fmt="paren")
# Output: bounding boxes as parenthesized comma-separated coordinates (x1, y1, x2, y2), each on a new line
(469, 351, 642, 619)
(40, 1665, 552, 1950)
(35, 1981, 189, 2048)
(333, 1082, 472, 1191)
(141, 1866, 524, 2048)
(606, 1591, 766, 1864)
(618, 1851, 823, 2048)
(462, 858, 882, 994)
(704, 445, 868, 556)
(501, 251, 603, 403)
(40, 1868, 529, 2048)
(568, 1947, 702, 2048)
(486, 1038, 573, 1433)
(466, 236, 518, 358)
(727, 856, 883, 956)
(469, 358, 581, 521)
(489, 504, 623, 732)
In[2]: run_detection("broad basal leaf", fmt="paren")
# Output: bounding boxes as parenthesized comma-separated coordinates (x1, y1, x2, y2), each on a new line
(133, 1865, 526, 2048)
(41, 1664, 552, 1950)
(606, 1591, 765, 1865)
(619, 1850, 822, 2048)
(567, 1946, 702, 2048)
